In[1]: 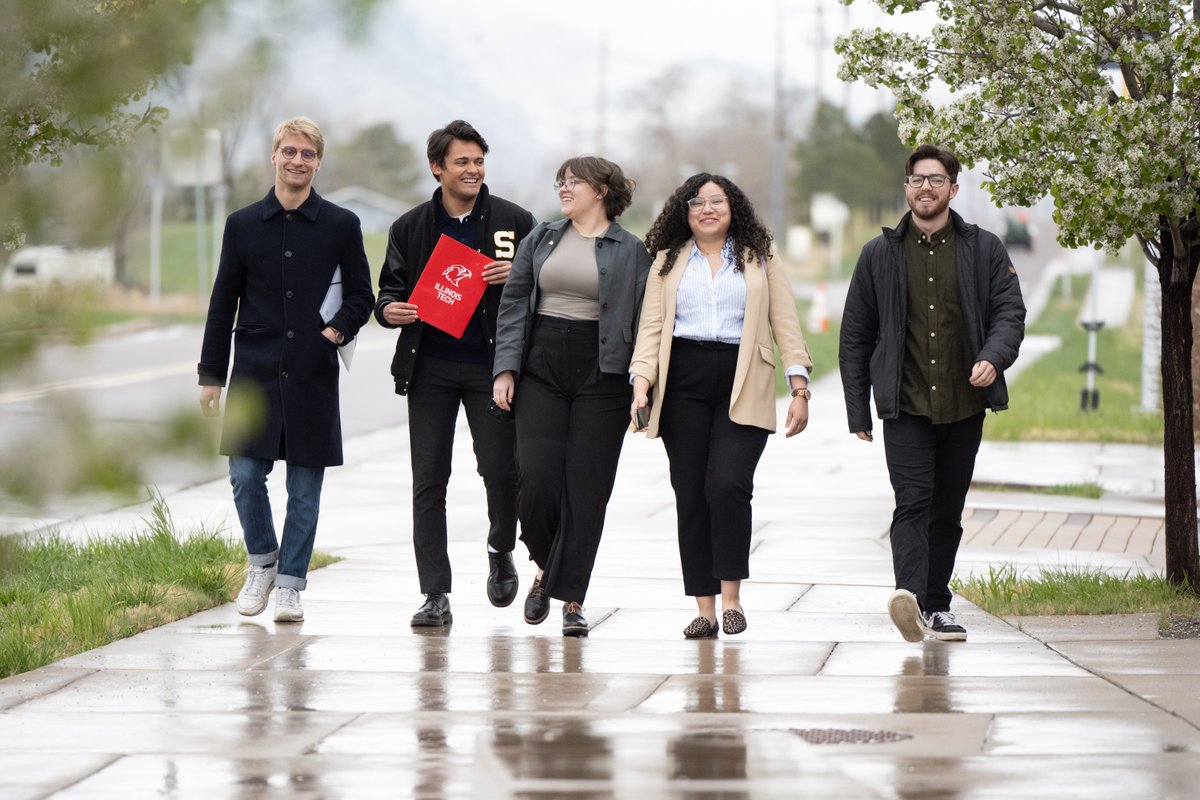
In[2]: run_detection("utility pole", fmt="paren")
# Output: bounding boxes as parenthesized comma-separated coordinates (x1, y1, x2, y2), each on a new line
(770, 0, 788, 246)
(814, 0, 824, 102)
(596, 32, 608, 154)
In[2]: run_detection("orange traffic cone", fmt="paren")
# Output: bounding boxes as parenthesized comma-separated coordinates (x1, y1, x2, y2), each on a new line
(808, 282, 830, 333)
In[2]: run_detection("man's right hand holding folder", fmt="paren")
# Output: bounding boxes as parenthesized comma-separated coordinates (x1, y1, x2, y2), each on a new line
(379, 257, 512, 326)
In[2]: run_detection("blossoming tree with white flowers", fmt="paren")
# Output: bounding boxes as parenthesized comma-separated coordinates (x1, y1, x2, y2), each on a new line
(837, 0, 1200, 592)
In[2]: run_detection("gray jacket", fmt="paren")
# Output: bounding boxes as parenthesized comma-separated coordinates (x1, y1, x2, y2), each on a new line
(493, 217, 651, 377)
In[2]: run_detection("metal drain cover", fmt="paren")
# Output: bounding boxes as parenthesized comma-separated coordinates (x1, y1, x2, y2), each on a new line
(790, 728, 913, 745)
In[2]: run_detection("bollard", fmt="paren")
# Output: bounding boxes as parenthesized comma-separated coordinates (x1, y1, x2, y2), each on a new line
(1079, 320, 1105, 411)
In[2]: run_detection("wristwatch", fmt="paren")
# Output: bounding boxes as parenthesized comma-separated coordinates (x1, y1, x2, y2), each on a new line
(791, 387, 811, 400)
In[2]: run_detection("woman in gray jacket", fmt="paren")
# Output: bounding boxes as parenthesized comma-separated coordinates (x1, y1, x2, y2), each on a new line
(493, 155, 651, 637)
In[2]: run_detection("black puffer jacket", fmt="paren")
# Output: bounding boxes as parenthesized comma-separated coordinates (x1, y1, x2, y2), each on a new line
(839, 209, 1026, 434)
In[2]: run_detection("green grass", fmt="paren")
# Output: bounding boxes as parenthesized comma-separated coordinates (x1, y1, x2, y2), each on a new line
(985, 273, 1164, 444)
(0, 494, 340, 678)
(970, 481, 1105, 499)
(952, 563, 1200, 626)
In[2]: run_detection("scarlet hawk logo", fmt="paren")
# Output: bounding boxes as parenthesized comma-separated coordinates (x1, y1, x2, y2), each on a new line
(441, 264, 471, 287)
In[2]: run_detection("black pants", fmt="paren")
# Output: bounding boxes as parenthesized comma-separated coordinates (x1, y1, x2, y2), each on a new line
(882, 411, 985, 613)
(515, 315, 630, 603)
(659, 338, 769, 597)
(407, 355, 517, 594)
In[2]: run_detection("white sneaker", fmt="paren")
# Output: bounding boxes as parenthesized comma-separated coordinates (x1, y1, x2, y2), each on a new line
(236, 564, 276, 616)
(273, 587, 304, 623)
(887, 589, 926, 643)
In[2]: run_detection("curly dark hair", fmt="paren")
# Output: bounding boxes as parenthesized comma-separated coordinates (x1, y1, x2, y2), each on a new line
(643, 173, 773, 275)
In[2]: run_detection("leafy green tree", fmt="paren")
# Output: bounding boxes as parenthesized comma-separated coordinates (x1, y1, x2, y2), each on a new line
(0, 0, 217, 187)
(860, 109, 913, 211)
(793, 101, 907, 221)
(319, 122, 422, 200)
(837, 0, 1200, 591)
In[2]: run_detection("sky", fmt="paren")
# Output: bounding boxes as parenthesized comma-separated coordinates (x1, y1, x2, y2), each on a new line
(188, 0, 942, 213)
(159, 0, 1054, 235)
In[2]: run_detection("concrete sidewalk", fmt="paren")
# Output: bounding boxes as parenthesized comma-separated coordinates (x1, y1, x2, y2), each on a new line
(1, 374, 1197, 798)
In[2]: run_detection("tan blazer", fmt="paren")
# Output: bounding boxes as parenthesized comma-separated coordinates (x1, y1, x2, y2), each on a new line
(629, 243, 812, 437)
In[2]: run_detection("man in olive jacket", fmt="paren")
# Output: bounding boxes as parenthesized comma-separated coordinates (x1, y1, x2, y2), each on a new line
(198, 117, 374, 624)
(839, 144, 1025, 644)
(375, 120, 535, 627)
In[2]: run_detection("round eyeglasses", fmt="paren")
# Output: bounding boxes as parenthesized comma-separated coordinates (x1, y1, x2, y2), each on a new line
(278, 146, 318, 163)
(553, 178, 586, 191)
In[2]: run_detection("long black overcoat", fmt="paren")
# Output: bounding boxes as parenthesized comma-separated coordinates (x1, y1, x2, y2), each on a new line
(198, 188, 374, 466)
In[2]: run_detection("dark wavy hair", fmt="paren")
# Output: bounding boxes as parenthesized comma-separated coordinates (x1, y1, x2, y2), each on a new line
(643, 173, 772, 275)
(906, 143, 960, 183)
(427, 120, 489, 170)
(557, 155, 635, 220)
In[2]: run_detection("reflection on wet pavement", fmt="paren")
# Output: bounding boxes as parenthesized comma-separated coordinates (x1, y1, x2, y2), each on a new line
(3, 389, 1199, 797)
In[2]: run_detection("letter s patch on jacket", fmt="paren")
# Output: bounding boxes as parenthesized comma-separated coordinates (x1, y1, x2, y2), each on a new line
(494, 231, 516, 259)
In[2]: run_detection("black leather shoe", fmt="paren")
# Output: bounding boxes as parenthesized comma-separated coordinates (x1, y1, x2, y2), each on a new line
(410, 593, 452, 627)
(487, 551, 519, 607)
(562, 601, 588, 637)
(524, 576, 550, 625)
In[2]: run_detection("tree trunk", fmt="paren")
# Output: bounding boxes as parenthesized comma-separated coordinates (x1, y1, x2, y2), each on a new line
(1193, 260, 1199, 433)
(1158, 226, 1200, 593)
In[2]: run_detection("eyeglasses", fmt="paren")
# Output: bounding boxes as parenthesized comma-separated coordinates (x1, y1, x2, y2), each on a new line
(686, 196, 727, 211)
(905, 174, 951, 189)
(553, 177, 585, 191)
(278, 146, 318, 163)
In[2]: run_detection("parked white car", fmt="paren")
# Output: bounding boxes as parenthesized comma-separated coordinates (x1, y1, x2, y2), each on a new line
(1, 246, 115, 291)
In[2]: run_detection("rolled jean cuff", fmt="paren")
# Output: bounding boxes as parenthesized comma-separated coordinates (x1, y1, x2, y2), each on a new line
(275, 573, 307, 591)
(247, 550, 278, 568)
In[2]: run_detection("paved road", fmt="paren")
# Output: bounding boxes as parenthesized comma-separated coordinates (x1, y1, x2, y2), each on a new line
(0, 323, 406, 534)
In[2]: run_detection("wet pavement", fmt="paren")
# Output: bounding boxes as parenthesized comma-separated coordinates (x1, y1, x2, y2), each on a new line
(2, 371, 1198, 798)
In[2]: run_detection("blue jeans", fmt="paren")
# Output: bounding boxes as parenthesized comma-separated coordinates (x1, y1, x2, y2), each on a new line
(229, 456, 325, 591)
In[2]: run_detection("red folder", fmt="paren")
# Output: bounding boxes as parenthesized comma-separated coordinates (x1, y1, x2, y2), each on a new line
(408, 234, 493, 338)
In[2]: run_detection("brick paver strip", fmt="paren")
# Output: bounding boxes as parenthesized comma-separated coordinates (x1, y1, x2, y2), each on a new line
(961, 508, 993, 542)
(975, 508, 1021, 547)
(988, 509, 1044, 548)
(1071, 513, 1116, 551)
(1126, 517, 1162, 554)
(1101, 516, 1138, 552)
(1021, 510, 1070, 548)
(985, 510, 1032, 549)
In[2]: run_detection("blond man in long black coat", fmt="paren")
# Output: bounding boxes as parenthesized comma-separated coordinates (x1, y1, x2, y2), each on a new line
(198, 117, 373, 623)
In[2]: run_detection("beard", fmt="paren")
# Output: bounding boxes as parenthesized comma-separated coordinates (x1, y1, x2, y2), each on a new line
(908, 191, 950, 221)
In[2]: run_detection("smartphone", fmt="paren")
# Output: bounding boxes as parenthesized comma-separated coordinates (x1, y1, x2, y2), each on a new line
(634, 406, 650, 430)
(487, 399, 514, 422)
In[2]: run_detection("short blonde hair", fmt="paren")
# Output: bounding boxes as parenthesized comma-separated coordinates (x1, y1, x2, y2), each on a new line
(272, 117, 325, 158)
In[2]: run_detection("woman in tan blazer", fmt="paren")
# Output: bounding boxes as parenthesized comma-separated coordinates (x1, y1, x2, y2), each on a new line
(629, 173, 812, 639)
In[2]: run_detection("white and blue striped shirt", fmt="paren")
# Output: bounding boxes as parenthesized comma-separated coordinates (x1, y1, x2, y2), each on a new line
(673, 240, 809, 380)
